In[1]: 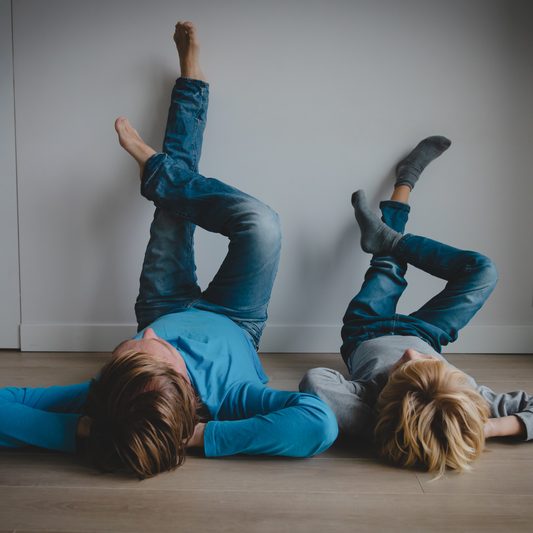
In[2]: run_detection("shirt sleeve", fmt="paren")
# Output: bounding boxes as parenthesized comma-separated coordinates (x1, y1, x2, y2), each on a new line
(203, 381, 338, 458)
(0, 381, 91, 452)
(477, 384, 533, 441)
(299, 367, 377, 440)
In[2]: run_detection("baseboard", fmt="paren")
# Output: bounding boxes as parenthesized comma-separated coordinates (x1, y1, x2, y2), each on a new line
(260, 324, 533, 354)
(19, 323, 533, 354)
(20, 324, 138, 352)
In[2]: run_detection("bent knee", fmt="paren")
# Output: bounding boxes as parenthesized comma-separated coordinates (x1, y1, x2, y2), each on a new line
(466, 253, 499, 290)
(243, 202, 282, 248)
(256, 204, 281, 239)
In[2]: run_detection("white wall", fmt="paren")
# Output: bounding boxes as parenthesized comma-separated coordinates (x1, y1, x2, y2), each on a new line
(12, 0, 533, 352)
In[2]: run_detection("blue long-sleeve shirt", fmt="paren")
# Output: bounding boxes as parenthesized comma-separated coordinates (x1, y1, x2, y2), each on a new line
(0, 308, 338, 457)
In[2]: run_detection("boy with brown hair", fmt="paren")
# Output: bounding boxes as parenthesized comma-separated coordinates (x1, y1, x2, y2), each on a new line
(0, 22, 337, 478)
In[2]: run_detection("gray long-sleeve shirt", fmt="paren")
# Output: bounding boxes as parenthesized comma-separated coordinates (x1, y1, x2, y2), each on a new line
(299, 335, 533, 441)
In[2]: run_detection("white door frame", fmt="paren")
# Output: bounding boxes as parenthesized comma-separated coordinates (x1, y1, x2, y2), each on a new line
(0, 0, 21, 348)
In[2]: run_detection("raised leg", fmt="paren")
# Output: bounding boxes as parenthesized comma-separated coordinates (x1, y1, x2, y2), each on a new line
(343, 136, 471, 355)
(341, 194, 410, 360)
(394, 234, 498, 348)
(163, 22, 208, 167)
(135, 209, 201, 330)
(351, 136, 451, 256)
(117, 21, 280, 343)
(341, 135, 449, 361)
(162, 78, 208, 168)
(115, 22, 209, 330)
(141, 154, 281, 348)
(114, 22, 207, 176)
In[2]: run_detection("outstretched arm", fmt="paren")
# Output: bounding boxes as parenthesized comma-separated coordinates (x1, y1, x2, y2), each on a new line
(192, 382, 338, 458)
(478, 385, 533, 440)
(0, 381, 91, 452)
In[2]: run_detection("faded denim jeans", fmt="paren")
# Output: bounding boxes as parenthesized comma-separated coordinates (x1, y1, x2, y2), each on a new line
(341, 200, 498, 362)
(135, 78, 281, 349)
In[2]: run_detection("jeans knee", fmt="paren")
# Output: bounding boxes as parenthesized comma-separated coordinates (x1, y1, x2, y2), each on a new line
(466, 253, 499, 291)
(245, 203, 282, 250)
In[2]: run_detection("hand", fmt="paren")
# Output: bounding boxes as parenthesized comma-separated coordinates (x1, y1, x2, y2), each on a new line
(76, 415, 92, 439)
(186, 422, 205, 449)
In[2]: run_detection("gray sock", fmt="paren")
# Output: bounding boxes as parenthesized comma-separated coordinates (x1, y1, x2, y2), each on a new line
(351, 190, 403, 255)
(395, 135, 451, 190)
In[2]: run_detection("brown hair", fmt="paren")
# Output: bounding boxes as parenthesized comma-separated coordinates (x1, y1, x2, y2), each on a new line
(375, 359, 490, 477)
(82, 349, 198, 479)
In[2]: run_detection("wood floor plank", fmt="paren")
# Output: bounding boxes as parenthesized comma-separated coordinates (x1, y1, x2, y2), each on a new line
(0, 353, 106, 387)
(417, 457, 533, 494)
(479, 381, 533, 393)
(1, 352, 531, 384)
(0, 454, 421, 495)
(1, 487, 532, 533)
(442, 354, 533, 382)
(0, 371, 95, 388)
(0, 352, 109, 367)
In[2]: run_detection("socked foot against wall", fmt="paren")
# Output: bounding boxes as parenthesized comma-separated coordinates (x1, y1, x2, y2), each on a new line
(395, 136, 451, 191)
(351, 190, 403, 255)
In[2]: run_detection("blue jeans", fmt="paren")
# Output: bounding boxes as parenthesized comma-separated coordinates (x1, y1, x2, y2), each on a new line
(135, 78, 281, 349)
(341, 200, 498, 362)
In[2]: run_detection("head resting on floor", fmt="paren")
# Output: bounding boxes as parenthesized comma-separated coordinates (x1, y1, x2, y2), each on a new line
(82, 346, 198, 479)
(374, 358, 490, 477)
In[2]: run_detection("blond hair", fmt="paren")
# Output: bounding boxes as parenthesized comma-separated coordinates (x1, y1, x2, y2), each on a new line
(375, 359, 489, 477)
(83, 349, 198, 479)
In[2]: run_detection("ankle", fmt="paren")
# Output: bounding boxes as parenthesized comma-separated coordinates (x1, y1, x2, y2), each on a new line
(390, 185, 411, 204)
(137, 151, 156, 181)
(180, 63, 206, 82)
(138, 146, 156, 165)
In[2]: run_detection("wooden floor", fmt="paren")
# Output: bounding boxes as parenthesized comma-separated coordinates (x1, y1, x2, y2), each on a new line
(1, 351, 532, 533)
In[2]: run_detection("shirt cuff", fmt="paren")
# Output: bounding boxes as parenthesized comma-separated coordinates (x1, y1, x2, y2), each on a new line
(203, 421, 217, 457)
(514, 412, 533, 441)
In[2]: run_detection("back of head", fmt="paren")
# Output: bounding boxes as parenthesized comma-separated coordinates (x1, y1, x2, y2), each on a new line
(82, 349, 198, 479)
(375, 359, 489, 477)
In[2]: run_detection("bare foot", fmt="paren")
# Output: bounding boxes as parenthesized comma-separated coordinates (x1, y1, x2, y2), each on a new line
(114, 117, 156, 178)
(173, 21, 206, 82)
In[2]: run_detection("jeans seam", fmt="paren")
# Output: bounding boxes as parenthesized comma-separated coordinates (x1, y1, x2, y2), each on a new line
(191, 118, 200, 170)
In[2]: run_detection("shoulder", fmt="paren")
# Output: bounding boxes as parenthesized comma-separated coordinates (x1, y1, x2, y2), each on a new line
(299, 367, 344, 391)
(299, 367, 365, 396)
